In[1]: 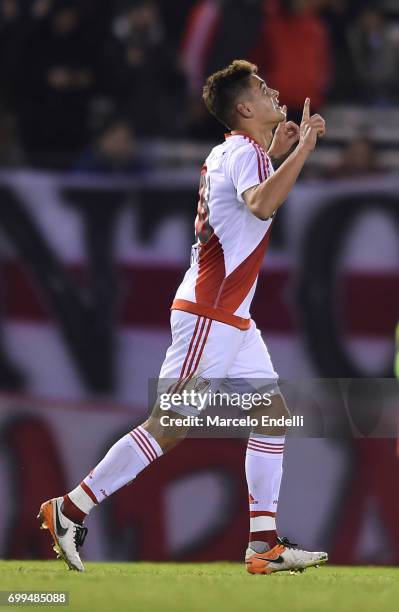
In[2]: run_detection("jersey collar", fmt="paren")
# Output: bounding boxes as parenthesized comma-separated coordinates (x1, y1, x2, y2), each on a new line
(225, 131, 266, 152)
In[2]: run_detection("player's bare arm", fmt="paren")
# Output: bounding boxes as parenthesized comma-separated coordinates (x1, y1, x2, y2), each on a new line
(243, 98, 326, 220)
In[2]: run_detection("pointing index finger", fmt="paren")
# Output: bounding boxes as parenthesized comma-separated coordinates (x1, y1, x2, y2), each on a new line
(302, 98, 310, 122)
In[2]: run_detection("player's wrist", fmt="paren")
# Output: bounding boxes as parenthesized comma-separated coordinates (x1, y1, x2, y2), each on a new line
(267, 152, 281, 167)
(295, 142, 313, 157)
(267, 145, 280, 161)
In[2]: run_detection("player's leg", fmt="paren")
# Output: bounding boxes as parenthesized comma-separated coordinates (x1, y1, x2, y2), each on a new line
(226, 321, 328, 573)
(37, 408, 188, 571)
(246, 394, 327, 573)
(38, 311, 242, 570)
(66, 312, 241, 526)
(246, 392, 288, 553)
(63, 412, 187, 522)
(37, 310, 199, 571)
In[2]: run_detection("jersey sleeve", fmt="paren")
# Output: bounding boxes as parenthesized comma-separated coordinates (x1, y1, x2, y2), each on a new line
(227, 143, 266, 204)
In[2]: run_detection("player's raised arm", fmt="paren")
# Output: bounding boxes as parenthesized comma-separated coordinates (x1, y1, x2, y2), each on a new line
(243, 98, 325, 220)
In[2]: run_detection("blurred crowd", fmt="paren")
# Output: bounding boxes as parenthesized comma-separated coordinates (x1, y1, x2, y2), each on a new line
(0, 0, 398, 170)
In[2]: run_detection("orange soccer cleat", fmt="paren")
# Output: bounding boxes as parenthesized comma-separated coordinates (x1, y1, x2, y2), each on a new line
(37, 497, 88, 572)
(245, 537, 328, 575)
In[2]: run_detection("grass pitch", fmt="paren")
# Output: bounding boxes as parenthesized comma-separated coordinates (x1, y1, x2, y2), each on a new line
(0, 562, 398, 612)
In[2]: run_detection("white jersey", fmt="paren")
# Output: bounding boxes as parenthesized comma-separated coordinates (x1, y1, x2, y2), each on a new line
(172, 131, 274, 330)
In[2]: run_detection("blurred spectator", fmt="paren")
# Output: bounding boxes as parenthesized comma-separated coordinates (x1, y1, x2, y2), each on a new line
(0, 0, 396, 165)
(159, 0, 198, 53)
(347, 5, 399, 103)
(180, 0, 222, 139)
(74, 117, 147, 175)
(31, 0, 53, 20)
(106, 0, 186, 137)
(10, 1, 103, 168)
(207, 0, 264, 76)
(252, 0, 332, 120)
(1, 0, 18, 20)
(182, 0, 332, 135)
(181, 0, 221, 98)
(182, 0, 263, 95)
(327, 135, 383, 178)
(320, 0, 358, 102)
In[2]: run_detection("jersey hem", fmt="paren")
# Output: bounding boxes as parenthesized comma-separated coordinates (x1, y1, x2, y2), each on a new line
(171, 299, 251, 331)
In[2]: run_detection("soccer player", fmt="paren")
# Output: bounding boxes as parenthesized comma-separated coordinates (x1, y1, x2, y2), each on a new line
(38, 60, 328, 574)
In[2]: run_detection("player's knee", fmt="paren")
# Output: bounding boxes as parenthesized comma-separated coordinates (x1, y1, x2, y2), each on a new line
(250, 391, 290, 436)
(272, 392, 290, 418)
(157, 436, 183, 453)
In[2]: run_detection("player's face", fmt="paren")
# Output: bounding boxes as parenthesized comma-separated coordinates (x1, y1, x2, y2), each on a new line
(249, 75, 286, 126)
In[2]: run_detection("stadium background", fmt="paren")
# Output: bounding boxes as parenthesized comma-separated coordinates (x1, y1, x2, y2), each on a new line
(0, 0, 398, 566)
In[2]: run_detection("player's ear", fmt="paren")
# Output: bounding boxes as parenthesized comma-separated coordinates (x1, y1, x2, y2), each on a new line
(236, 102, 253, 120)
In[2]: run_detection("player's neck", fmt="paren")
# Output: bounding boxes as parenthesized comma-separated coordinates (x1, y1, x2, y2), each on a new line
(231, 126, 273, 152)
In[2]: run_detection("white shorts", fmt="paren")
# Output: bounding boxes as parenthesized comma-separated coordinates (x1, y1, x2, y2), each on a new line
(158, 310, 279, 416)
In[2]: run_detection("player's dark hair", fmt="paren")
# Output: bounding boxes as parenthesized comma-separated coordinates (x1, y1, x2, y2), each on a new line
(202, 59, 258, 130)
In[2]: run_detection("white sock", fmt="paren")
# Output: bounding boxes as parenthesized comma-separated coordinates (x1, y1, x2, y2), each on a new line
(68, 426, 163, 513)
(245, 434, 285, 548)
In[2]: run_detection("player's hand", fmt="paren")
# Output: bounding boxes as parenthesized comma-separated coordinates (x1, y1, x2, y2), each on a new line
(268, 105, 300, 160)
(299, 98, 326, 152)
